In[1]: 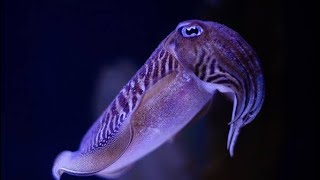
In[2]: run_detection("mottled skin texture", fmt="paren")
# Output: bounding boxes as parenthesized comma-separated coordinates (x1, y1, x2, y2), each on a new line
(52, 20, 265, 179)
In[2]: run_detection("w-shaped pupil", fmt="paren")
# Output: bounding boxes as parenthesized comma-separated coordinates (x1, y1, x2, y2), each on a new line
(186, 27, 198, 35)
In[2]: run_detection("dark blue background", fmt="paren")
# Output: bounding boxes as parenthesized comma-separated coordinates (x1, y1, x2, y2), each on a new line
(2, 0, 316, 179)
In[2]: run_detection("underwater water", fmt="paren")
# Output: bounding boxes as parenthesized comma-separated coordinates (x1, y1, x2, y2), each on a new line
(2, 0, 316, 180)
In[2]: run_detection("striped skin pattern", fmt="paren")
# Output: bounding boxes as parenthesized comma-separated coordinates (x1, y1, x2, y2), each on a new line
(191, 36, 263, 154)
(80, 47, 180, 154)
(52, 20, 265, 179)
(170, 20, 265, 155)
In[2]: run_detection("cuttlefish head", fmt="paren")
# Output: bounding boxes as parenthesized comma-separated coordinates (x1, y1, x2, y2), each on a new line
(164, 20, 265, 156)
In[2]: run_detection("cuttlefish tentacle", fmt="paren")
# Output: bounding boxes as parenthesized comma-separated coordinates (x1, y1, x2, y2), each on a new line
(207, 24, 265, 156)
(53, 19, 265, 179)
(169, 20, 265, 156)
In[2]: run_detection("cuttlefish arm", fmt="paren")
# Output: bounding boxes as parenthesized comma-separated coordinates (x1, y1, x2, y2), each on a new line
(52, 19, 265, 179)
(168, 20, 265, 156)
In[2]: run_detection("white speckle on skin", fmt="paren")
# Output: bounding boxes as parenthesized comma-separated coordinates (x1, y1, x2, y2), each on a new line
(147, 127, 160, 134)
(181, 72, 191, 82)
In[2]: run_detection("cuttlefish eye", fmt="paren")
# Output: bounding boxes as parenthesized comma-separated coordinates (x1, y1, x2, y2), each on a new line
(179, 25, 203, 37)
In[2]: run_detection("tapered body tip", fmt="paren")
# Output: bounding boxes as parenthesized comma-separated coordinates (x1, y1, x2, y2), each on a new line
(52, 151, 73, 180)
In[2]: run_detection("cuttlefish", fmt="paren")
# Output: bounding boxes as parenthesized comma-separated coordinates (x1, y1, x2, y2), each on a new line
(52, 20, 265, 179)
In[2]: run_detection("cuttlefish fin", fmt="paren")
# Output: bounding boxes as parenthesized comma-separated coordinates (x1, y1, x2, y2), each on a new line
(52, 114, 133, 180)
(96, 164, 134, 179)
(167, 98, 213, 143)
(191, 98, 213, 123)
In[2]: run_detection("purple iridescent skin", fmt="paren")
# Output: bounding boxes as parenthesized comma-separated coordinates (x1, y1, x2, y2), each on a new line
(52, 20, 265, 179)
